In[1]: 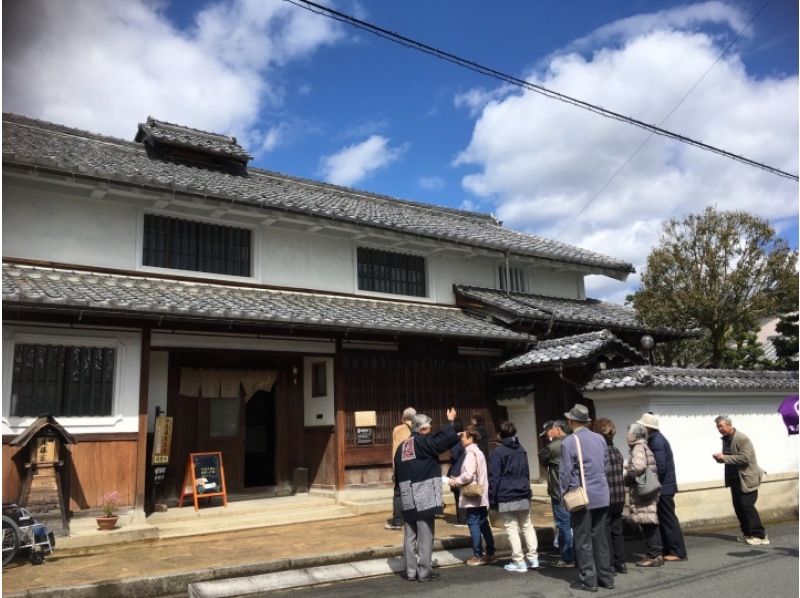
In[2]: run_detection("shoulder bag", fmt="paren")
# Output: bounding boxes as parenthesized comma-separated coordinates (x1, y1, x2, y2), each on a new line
(461, 451, 484, 497)
(562, 434, 590, 512)
(635, 445, 661, 502)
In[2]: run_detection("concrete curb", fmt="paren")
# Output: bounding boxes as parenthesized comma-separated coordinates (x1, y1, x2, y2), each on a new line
(4, 532, 524, 598)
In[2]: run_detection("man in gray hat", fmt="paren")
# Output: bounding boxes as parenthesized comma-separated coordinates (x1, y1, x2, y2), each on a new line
(559, 404, 614, 592)
(636, 412, 687, 561)
(538, 420, 575, 567)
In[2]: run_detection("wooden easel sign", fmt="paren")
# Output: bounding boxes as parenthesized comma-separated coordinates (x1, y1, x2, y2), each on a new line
(178, 452, 228, 511)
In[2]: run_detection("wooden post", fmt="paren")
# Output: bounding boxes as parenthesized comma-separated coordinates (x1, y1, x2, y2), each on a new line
(133, 328, 150, 520)
(334, 339, 346, 492)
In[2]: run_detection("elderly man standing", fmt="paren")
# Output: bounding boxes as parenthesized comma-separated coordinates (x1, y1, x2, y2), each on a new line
(395, 408, 458, 582)
(386, 407, 417, 530)
(559, 404, 614, 592)
(636, 413, 687, 561)
(712, 415, 768, 546)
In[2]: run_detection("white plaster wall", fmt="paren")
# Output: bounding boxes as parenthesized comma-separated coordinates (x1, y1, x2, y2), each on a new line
(2, 324, 142, 435)
(259, 228, 354, 293)
(2, 189, 138, 268)
(589, 390, 799, 489)
(529, 268, 583, 299)
(430, 255, 495, 303)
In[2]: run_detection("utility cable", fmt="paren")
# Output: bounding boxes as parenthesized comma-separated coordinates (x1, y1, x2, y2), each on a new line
(556, 0, 774, 238)
(284, 0, 798, 182)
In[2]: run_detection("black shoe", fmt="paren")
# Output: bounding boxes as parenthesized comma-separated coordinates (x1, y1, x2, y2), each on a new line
(569, 581, 599, 592)
(599, 582, 615, 590)
(418, 573, 441, 583)
(614, 563, 627, 574)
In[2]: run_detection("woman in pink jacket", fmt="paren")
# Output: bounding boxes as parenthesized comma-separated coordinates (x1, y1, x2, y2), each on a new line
(449, 425, 496, 565)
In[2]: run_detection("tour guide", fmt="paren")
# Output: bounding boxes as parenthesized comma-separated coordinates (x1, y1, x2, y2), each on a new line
(394, 407, 458, 583)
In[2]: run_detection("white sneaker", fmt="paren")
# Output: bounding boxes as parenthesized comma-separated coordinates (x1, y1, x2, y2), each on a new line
(745, 536, 769, 546)
(504, 561, 528, 573)
(526, 557, 540, 569)
(736, 535, 751, 544)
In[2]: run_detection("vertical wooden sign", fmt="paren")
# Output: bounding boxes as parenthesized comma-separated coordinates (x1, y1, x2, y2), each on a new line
(178, 452, 228, 511)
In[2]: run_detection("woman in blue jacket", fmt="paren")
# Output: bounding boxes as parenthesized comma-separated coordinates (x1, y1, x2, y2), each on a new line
(489, 421, 539, 572)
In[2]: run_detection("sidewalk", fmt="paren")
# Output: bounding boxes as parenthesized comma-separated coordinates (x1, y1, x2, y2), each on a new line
(2, 502, 555, 598)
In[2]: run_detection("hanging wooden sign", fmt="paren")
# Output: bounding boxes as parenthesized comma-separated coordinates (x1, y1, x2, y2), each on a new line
(178, 452, 228, 511)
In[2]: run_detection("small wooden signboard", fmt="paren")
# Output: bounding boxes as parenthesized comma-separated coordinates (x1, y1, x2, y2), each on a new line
(178, 452, 228, 511)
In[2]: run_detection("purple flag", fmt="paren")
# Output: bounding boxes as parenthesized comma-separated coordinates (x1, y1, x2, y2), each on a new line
(778, 395, 799, 435)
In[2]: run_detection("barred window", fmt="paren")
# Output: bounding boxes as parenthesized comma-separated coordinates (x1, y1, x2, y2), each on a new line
(499, 266, 527, 293)
(143, 214, 251, 277)
(10, 344, 115, 417)
(357, 248, 426, 297)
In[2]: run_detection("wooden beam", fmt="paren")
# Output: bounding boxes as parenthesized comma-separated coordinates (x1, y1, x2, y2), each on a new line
(334, 339, 346, 491)
(134, 328, 150, 519)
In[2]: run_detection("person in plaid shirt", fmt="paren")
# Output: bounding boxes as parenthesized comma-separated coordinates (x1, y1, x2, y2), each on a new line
(594, 418, 627, 575)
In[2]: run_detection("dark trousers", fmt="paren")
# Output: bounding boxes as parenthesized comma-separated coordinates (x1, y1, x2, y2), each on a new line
(571, 507, 613, 588)
(657, 494, 687, 558)
(465, 506, 495, 558)
(641, 523, 663, 559)
(391, 483, 403, 526)
(552, 498, 575, 563)
(606, 502, 625, 567)
(452, 487, 467, 524)
(730, 486, 766, 538)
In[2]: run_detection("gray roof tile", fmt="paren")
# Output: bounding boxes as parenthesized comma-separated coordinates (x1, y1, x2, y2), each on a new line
(455, 286, 693, 338)
(584, 366, 799, 392)
(495, 330, 645, 373)
(135, 117, 252, 162)
(2, 263, 529, 342)
(2, 114, 633, 275)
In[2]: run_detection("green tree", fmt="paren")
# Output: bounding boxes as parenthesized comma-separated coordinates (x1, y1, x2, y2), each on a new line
(772, 312, 799, 370)
(631, 207, 798, 368)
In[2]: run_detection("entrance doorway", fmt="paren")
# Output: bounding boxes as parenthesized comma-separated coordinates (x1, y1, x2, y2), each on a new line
(244, 389, 276, 487)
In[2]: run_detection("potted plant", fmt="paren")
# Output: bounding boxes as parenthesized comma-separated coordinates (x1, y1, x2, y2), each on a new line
(96, 491, 120, 530)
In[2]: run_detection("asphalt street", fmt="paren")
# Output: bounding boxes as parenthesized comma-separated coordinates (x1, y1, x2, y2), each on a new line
(260, 521, 798, 598)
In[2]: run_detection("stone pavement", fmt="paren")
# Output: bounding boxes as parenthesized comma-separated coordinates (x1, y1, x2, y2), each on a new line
(2, 502, 555, 598)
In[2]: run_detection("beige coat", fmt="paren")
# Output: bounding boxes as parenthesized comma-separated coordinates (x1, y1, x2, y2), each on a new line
(391, 423, 411, 471)
(625, 440, 659, 525)
(720, 430, 764, 493)
(451, 443, 490, 509)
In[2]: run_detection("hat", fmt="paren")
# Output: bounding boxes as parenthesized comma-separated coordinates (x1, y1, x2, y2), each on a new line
(564, 404, 591, 423)
(539, 420, 555, 437)
(636, 413, 659, 430)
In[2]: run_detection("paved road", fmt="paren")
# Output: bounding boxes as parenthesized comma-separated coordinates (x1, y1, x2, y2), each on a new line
(262, 522, 798, 597)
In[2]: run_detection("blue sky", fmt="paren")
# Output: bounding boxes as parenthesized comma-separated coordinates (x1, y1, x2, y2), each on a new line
(3, 0, 798, 301)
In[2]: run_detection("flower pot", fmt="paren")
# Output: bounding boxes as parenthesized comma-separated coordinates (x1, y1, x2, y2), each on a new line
(96, 515, 118, 531)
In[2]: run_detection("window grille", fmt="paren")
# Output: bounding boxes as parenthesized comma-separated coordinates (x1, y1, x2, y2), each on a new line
(499, 266, 527, 293)
(357, 248, 426, 297)
(10, 344, 115, 417)
(143, 214, 251, 276)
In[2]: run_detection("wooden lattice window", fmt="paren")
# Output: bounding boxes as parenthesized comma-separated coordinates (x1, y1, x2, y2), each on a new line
(357, 247, 426, 297)
(10, 344, 115, 417)
(143, 214, 251, 276)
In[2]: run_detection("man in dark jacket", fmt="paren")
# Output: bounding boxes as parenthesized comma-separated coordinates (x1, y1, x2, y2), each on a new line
(637, 413, 687, 561)
(395, 408, 458, 582)
(471, 412, 491, 459)
(539, 420, 575, 567)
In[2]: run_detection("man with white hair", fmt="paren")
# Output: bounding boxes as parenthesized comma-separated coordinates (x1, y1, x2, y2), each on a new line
(395, 408, 458, 582)
(712, 415, 768, 546)
(386, 407, 417, 530)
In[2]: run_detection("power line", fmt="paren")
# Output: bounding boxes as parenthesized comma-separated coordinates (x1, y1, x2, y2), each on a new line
(555, 0, 774, 239)
(284, 0, 798, 182)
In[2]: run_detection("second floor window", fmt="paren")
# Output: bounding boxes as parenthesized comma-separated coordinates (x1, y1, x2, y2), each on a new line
(11, 344, 116, 417)
(499, 265, 528, 293)
(357, 247, 426, 297)
(143, 214, 251, 277)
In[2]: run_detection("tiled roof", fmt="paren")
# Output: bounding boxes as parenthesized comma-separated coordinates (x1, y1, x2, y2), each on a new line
(495, 330, 645, 373)
(135, 117, 253, 163)
(584, 366, 799, 392)
(455, 286, 694, 339)
(2, 263, 530, 342)
(2, 114, 633, 276)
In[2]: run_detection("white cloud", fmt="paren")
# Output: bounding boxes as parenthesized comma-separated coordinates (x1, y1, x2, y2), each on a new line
(419, 176, 445, 190)
(2, 0, 342, 150)
(454, 85, 515, 117)
(320, 135, 407, 187)
(455, 4, 798, 302)
(261, 124, 288, 152)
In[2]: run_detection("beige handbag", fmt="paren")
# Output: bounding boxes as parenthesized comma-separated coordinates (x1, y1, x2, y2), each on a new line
(562, 433, 589, 512)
